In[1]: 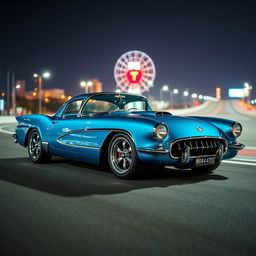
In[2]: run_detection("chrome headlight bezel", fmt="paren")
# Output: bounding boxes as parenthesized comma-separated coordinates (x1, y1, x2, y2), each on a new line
(154, 123, 168, 140)
(231, 122, 242, 137)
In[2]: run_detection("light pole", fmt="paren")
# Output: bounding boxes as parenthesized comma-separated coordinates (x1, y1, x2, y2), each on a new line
(80, 80, 93, 94)
(244, 82, 253, 104)
(160, 85, 169, 102)
(34, 72, 51, 114)
(183, 90, 189, 108)
(171, 89, 179, 109)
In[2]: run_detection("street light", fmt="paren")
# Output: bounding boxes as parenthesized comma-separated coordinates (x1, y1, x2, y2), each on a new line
(80, 80, 93, 93)
(173, 89, 179, 94)
(183, 90, 189, 97)
(160, 85, 169, 102)
(244, 82, 253, 104)
(34, 72, 51, 114)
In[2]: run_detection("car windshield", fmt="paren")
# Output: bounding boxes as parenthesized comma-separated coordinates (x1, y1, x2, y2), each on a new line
(81, 94, 152, 116)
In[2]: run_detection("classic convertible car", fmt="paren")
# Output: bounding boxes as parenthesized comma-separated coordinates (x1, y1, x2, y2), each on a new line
(14, 92, 245, 179)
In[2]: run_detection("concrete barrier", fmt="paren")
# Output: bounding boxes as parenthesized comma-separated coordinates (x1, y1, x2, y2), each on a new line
(170, 101, 213, 115)
(0, 116, 17, 124)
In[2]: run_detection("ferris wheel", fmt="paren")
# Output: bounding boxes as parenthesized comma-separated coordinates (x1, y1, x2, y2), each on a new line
(114, 50, 156, 94)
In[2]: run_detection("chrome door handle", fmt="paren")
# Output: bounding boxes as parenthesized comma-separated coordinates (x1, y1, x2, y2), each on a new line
(52, 121, 58, 124)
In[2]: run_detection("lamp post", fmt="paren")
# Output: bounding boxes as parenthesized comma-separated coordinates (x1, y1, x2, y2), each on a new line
(160, 85, 169, 102)
(171, 89, 179, 108)
(80, 80, 93, 94)
(34, 72, 51, 114)
(182, 90, 189, 108)
(244, 82, 253, 104)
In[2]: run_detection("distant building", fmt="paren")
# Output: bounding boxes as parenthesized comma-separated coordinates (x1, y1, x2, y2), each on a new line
(16, 80, 26, 97)
(26, 89, 65, 100)
(88, 79, 102, 93)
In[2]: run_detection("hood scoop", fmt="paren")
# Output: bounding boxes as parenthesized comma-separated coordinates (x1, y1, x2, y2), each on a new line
(155, 111, 172, 116)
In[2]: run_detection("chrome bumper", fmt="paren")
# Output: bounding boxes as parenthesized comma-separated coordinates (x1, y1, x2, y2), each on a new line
(228, 142, 245, 150)
(137, 148, 169, 154)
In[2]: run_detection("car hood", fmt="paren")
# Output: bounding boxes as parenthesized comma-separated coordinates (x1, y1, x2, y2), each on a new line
(108, 111, 221, 138)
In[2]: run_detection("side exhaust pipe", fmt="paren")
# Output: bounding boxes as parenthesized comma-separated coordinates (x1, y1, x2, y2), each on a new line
(13, 134, 18, 143)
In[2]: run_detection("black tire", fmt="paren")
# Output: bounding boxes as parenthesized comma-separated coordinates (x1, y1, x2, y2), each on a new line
(27, 129, 52, 163)
(191, 162, 221, 172)
(108, 133, 140, 179)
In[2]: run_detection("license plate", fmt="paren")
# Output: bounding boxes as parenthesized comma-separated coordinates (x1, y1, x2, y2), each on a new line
(195, 157, 216, 166)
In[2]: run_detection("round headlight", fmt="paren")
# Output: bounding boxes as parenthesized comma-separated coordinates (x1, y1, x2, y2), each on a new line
(232, 122, 242, 137)
(154, 124, 168, 139)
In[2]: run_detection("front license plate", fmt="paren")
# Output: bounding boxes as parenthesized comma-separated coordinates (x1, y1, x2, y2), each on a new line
(195, 157, 216, 166)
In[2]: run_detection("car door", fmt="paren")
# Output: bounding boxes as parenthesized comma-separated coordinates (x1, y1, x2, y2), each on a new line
(50, 99, 84, 154)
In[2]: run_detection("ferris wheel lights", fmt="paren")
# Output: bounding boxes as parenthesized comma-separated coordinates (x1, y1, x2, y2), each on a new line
(128, 62, 140, 70)
(114, 50, 156, 94)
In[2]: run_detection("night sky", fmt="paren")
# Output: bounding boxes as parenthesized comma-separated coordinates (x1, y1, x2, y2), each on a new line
(0, 0, 255, 99)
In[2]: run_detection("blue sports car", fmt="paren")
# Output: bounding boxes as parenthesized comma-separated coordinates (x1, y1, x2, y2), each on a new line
(14, 92, 244, 179)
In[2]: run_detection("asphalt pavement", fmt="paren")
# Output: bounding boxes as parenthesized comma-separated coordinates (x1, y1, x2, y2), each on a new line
(0, 100, 256, 256)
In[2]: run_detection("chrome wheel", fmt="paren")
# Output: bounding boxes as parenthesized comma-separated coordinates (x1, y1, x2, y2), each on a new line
(28, 131, 41, 161)
(110, 137, 133, 174)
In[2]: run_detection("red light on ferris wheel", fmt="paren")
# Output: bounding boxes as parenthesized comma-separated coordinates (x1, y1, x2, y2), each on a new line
(127, 70, 142, 84)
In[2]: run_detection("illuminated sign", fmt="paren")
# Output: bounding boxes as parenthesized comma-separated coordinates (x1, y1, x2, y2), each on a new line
(0, 99, 4, 111)
(127, 69, 142, 83)
(216, 87, 221, 100)
(228, 88, 244, 98)
(128, 62, 140, 70)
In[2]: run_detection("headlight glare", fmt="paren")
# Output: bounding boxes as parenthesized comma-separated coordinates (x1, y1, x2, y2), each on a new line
(232, 122, 242, 137)
(154, 124, 168, 139)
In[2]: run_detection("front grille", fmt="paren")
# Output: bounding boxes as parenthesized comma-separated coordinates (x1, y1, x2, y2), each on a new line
(170, 137, 227, 158)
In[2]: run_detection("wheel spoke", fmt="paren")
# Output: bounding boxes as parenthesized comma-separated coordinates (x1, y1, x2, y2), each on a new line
(122, 141, 126, 150)
(117, 146, 123, 153)
(122, 159, 126, 169)
(126, 157, 132, 164)
(110, 137, 135, 175)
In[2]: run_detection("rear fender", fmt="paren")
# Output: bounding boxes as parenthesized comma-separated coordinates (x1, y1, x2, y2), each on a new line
(15, 115, 53, 146)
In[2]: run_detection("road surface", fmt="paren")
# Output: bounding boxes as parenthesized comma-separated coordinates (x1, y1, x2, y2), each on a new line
(0, 100, 256, 256)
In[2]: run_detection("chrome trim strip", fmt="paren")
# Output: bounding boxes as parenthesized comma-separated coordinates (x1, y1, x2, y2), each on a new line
(56, 128, 133, 149)
(57, 129, 84, 141)
(56, 141, 100, 150)
(170, 136, 228, 159)
(137, 148, 169, 154)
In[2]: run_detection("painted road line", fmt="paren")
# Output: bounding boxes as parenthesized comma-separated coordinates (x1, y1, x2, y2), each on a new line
(233, 158, 256, 163)
(245, 146, 256, 150)
(222, 160, 256, 167)
(0, 125, 15, 135)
